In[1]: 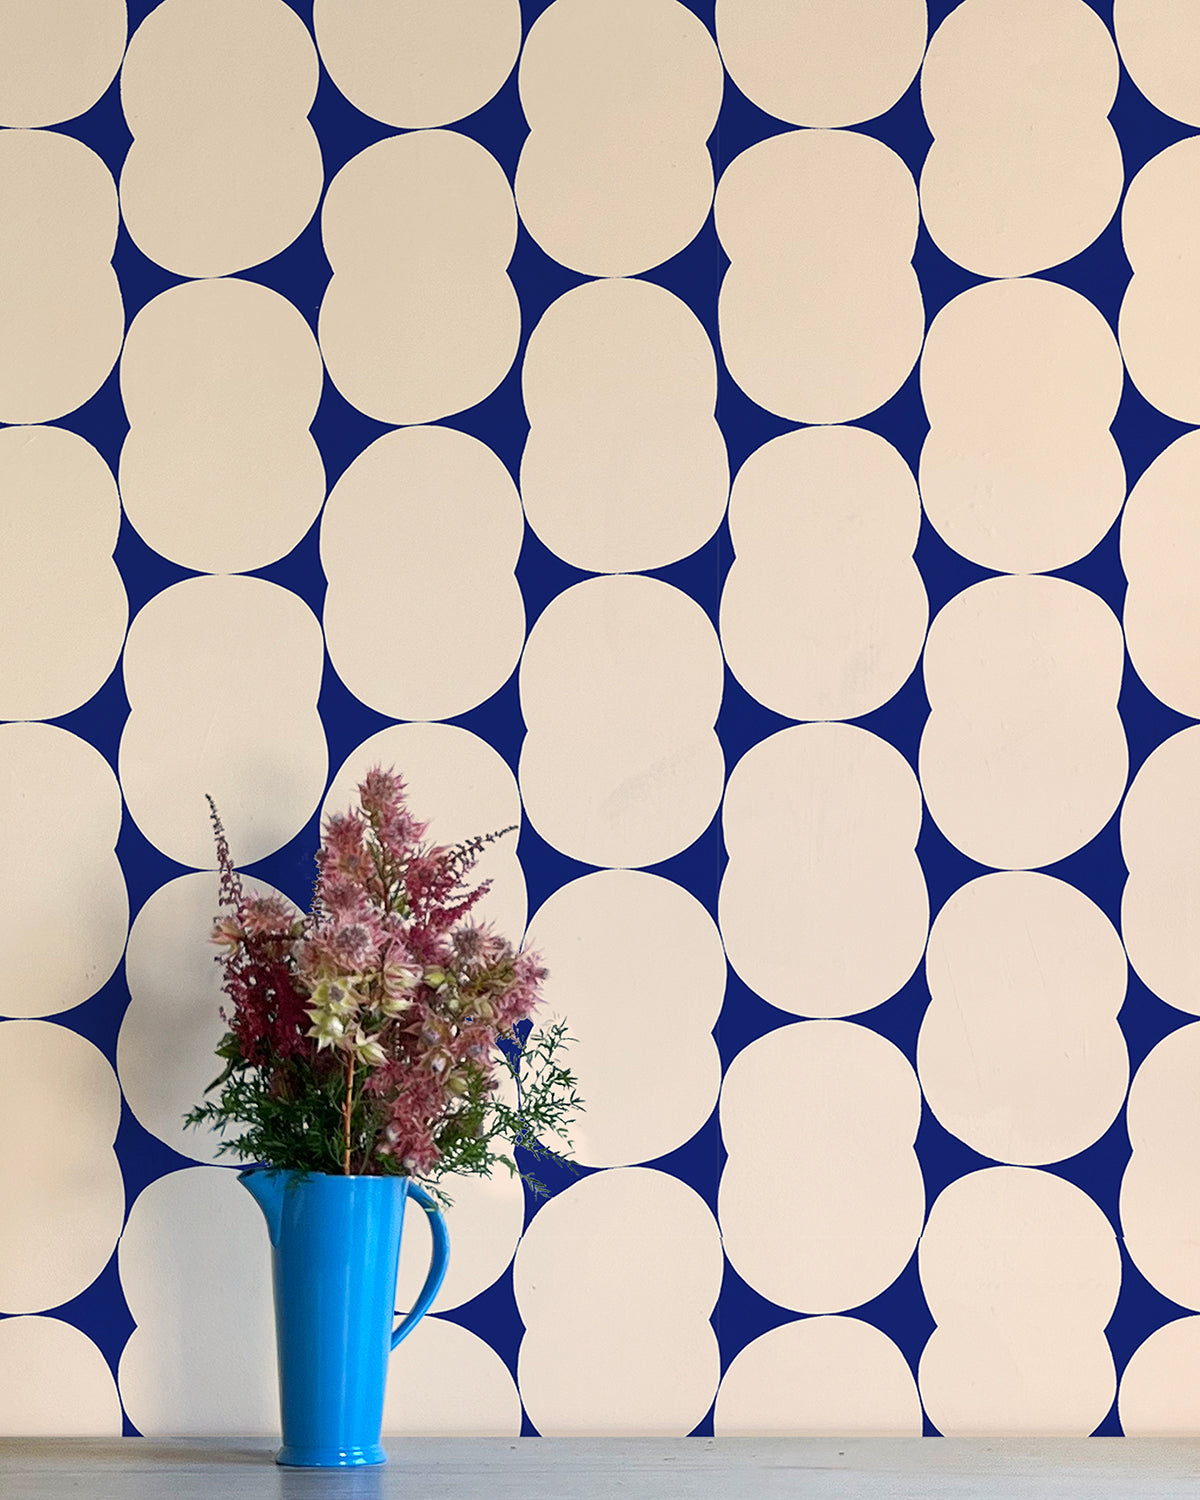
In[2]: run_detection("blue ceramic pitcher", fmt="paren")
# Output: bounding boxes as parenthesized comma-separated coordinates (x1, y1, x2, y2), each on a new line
(239, 1168, 450, 1467)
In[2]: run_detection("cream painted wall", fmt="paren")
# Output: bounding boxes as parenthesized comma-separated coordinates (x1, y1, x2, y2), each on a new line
(2, 0, 1200, 1439)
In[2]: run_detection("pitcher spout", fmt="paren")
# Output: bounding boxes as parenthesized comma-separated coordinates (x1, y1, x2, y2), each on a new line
(239, 1167, 287, 1247)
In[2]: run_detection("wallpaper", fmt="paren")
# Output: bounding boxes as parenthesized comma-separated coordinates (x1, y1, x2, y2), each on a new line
(2, 0, 1200, 1439)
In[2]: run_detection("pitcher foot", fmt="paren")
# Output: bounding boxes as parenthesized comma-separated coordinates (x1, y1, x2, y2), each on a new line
(276, 1443, 387, 1467)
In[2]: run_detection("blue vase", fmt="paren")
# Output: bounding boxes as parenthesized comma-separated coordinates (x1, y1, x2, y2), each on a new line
(239, 1167, 450, 1467)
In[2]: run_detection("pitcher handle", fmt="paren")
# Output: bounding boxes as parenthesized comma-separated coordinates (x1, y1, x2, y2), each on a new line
(392, 1181, 450, 1350)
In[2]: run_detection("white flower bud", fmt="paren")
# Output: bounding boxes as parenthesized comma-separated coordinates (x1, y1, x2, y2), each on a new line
(355, 1035, 387, 1068)
(305, 1008, 346, 1049)
(381, 961, 421, 995)
(309, 976, 359, 1016)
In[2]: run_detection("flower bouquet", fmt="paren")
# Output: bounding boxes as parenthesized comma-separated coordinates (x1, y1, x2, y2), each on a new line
(185, 764, 580, 1198)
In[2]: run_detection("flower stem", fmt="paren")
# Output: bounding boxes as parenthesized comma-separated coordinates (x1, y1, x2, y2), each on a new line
(343, 1051, 356, 1175)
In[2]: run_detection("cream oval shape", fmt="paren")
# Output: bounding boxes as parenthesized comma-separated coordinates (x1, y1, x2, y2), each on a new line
(118, 872, 298, 1165)
(0, 129, 122, 424)
(0, 724, 126, 1018)
(714, 1317, 922, 1436)
(921, 1326, 1115, 1435)
(1115, 0, 1200, 128)
(919, 872, 1128, 1165)
(0, 1318, 121, 1436)
(719, 1021, 924, 1314)
(0, 1, 126, 127)
(314, 0, 521, 129)
(918, 1167, 1120, 1433)
(1120, 1318, 1200, 1434)
(716, 129, 923, 423)
(514, 1167, 722, 1434)
(119, 0, 321, 278)
(516, 0, 722, 277)
(920, 278, 1125, 573)
(379, 1319, 521, 1436)
(1122, 727, 1200, 1015)
(523, 871, 724, 1168)
(1123, 432, 1200, 717)
(119, 575, 326, 868)
(120, 278, 325, 573)
(395, 1168, 524, 1318)
(721, 425, 926, 720)
(519, 576, 725, 868)
(322, 427, 524, 722)
(922, 1167, 1120, 1331)
(1120, 138, 1200, 424)
(0, 426, 125, 721)
(325, 723, 527, 948)
(319, 130, 519, 424)
(920, 0, 1121, 277)
(1120, 1023, 1200, 1310)
(0, 1022, 123, 1314)
(920, 576, 1127, 870)
(118, 1167, 277, 1434)
(715, 0, 926, 128)
(521, 278, 728, 573)
(720, 724, 927, 1016)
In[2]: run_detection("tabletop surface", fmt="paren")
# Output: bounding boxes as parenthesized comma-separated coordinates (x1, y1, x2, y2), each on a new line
(4, 1436, 1200, 1500)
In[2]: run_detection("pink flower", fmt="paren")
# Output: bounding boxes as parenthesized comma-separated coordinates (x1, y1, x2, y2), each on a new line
(325, 920, 381, 970)
(319, 812, 375, 884)
(320, 874, 373, 922)
(358, 767, 429, 856)
(323, 811, 366, 859)
(294, 916, 382, 979)
(293, 936, 333, 980)
(380, 959, 422, 997)
(358, 767, 405, 821)
(239, 894, 297, 939)
(452, 923, 507, 969)
(211, 916, 243, 955)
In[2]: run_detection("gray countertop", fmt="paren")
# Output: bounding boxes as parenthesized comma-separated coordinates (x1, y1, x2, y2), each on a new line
(4, 1437, 1200, 1500)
